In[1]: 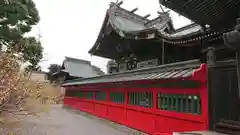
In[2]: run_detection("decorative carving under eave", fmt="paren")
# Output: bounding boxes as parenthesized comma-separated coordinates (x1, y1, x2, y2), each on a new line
(206, 47, 216, 66)
(107, 60, 118, 74)
(223, 18, 240, 50)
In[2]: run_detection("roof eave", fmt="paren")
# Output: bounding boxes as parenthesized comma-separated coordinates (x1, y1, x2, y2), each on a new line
(88, 11, 110, 56)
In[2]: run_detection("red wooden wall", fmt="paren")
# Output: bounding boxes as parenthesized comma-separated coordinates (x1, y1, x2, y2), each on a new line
(63, 64, 208, 135)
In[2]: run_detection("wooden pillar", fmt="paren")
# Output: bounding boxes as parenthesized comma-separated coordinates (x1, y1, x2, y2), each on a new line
(236, 18, 240, 98)
(153, 89, 158, 109)
(223, 18, 240, 97)
(124, 89, 129, 123)
(236, 52, 240, 97)
(206, 47, 215, 130)
(125, 89, 128, 105)
(106, 88, 110, 117)
(82, 88, 87, 99)
(153, 88, 158, 132)
(93, 90, 96, 100)
(106, 88, 110, 101)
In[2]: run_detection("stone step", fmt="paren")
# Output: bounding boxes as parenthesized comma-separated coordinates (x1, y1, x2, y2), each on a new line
(172, 131, 228, 135)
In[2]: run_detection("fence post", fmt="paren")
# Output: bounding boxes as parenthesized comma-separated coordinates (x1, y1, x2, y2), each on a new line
(124, 89, 128, 123)
(153, 89, 157, 109)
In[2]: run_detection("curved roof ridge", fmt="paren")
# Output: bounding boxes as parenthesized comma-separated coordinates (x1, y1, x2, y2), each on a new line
(109, 2, 150, 23)
(106, 2, 171, 36)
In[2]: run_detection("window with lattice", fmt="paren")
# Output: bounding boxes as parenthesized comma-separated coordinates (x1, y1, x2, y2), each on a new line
(85, 92, 94, 100)
(128, 91, 153, 108)
(110, 92, 125, 103)
(65, 91, 78, 97)
(96, 91, 107, 101)
(76, 91, 84, 98)
(158, 93, 201, 114)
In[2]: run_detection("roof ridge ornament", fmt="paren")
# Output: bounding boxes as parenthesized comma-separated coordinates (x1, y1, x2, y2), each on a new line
(158, 0, 165, 13)
(223, 19, 240, 50)
(143, 14, 151, 19)
(130, 8, 138, 13)
(116, 0, 123, 6)
(157, 11, 170, 19)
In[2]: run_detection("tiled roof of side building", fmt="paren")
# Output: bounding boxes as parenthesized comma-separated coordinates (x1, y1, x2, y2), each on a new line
(59, 57, 104, 78)
(62, 59, 203, 86)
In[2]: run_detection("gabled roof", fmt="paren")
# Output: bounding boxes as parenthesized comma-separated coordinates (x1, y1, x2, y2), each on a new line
(59, 57, 104, 78)
(106, 2, 172, 36)
(95, 2, 204, 40)
(88, 2, 230, 61)
(62, 59, 205, 86)
(88, 2, 207, 59)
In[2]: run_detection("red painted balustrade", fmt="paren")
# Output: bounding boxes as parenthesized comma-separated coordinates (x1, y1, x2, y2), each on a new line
(64, 86, 208, 134)
(63, 64, 208, 135)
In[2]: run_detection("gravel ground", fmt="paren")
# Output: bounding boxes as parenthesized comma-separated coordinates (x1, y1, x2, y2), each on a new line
(0, 105, 147, 135)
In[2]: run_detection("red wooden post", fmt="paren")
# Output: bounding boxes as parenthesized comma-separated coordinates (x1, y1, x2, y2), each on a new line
(83, 90, 86, 99)
(153, 89, 158, 109)
(153, 88, 158, 132)
(125, 89, 129, 104)
(201, 84, 209, 130)
(106, 89, 110, 101)
(105, 88, 110, 117)
(124, 89, 129, 124)
(93, 90, 96, 100)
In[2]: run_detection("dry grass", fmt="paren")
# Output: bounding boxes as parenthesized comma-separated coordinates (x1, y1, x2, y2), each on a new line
(18, 78, 62, 111)
(0, 52, 63, 128)
(0, 78, 62, 127)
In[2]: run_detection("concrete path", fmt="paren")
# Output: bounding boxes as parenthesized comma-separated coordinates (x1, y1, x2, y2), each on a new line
(0, 105, 131, 135)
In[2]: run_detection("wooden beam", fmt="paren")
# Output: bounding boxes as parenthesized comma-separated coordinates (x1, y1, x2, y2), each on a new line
(143, 14, 151, 19)
(130, 8, 138, 13)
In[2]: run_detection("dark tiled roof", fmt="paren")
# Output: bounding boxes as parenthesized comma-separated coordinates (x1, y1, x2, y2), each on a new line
(62, 59, 201, 86)
(160, 0, 240, 29)
(89, 2, 226, 58)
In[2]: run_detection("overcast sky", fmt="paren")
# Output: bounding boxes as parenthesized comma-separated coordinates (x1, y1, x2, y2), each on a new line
(27, 0, 191, 73)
